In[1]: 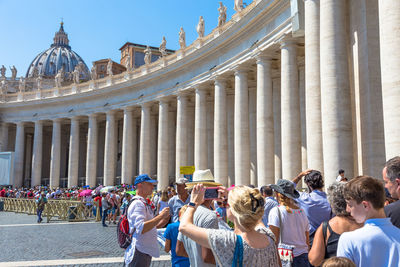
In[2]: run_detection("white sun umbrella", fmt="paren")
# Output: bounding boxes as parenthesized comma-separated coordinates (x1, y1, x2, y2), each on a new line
(100, 186, 115, 193)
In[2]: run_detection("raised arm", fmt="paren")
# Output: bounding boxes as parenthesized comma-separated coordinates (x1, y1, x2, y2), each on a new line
(292, 169, 313, 184)
(179, 184, 211, 249)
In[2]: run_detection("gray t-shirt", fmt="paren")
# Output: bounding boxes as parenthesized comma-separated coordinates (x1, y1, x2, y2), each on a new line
(208, 227, 280, 267)
(178, 205, 218, 267)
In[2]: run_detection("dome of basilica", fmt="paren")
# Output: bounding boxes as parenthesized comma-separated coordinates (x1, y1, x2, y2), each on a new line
(26, 22, 90, 80)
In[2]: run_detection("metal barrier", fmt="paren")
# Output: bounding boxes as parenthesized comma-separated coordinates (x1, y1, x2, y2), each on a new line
(0, 197, 95, 223)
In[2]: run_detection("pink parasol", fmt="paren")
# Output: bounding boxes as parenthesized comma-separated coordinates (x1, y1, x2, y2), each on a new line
(79, 189, 92, 197)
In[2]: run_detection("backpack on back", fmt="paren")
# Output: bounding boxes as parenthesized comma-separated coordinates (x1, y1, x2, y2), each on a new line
(117, 197, 140, 249)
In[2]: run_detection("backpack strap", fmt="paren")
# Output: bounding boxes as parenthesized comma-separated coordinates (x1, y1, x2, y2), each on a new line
(322, 221, 328, 246)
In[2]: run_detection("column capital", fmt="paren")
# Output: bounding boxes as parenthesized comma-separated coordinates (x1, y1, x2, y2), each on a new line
(70, 116, 80, 122)
(140, 102, 153, 109)
(15, 121, 25, 127)
(232, 64, 251, 76)
(52, 118, 63, 123)
(278, 36, 298, 49)
(254, 52, 274, 64)
(123, 106, 136, 113)
(194, 85, 208, 94)
(158, 98, 170, 106)
(213, 76, 228, 86)
(176, 92, 189, 101)
(34, 120, 44, 125)
(105, 109, 117, 116)
(88, 113, 99, 119)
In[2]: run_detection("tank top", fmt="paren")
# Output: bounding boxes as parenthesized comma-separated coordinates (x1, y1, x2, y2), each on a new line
(322, 221, 341, 259)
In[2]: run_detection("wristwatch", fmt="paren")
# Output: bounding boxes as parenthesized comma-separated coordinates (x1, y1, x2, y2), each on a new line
(188, 202, 197, 208)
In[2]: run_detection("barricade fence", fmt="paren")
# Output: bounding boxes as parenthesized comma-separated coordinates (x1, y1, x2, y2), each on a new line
(0, 197, 99, 223)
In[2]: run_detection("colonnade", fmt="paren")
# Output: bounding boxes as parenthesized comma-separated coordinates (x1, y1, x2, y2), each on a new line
(2, 0, 400, 189)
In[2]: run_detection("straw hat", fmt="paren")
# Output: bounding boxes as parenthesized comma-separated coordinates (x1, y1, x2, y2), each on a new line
(185, 169, 222, 189)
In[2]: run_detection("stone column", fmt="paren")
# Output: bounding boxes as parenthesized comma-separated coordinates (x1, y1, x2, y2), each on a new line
(320, 0, 353, 184)
(194, 87, 208, 170)
(379, 0, 400, 159)
(68, 117, 80, 187)
(187, 102, 195, 166)
(157, 100, 169, 190)
(139, 104, 151, 174)
(207, 96, 214, 173)
(31, 121, 43, 187)
(305, 0, 323, 172)
(227, 90, 235, 186)
(175, 94, 188, 178)
(273, 71, 282, 181)
(281, 39, 301, 180)
(256, 55, 274, 186)
(0, 123, 9, 151)
(86, 114, 98, 187)
(13, 122, 25, 187)
(121, 108, 134, 185)
(104, 111, 116, 186)
(168, 109, 177, 182)
(150, 113, 158, 176)
(234, 67, 250, 186)
(214, 78, 228, 186)
(298, 57, 308, 172)
(50, 119, 61, 188)
(249, 87, 257, 186)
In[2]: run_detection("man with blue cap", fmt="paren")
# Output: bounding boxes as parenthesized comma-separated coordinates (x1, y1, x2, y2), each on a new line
(124, 174, 170, 267)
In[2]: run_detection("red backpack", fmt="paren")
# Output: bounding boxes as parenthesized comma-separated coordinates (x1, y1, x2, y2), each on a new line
(117, 197, 141, 249)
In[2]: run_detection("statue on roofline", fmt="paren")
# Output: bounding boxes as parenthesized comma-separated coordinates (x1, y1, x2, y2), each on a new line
(197, 16, 205, 38)
(107, 59, 113, 76)
(218, 2, 227, 27)
(73, 66, 80, 84)
(234, 0, 244, 12)
(55, 69, 63, 87)
(144, 46, 152, 65)
(179, 27, 186, 49)
(0, 65, 6, 78)
(125, 54, 132, 72)
(19, 77, 26, 92)
(159, 36, 167, 57)
(91, 63, 97, 80)
(10, 66, 17, 80)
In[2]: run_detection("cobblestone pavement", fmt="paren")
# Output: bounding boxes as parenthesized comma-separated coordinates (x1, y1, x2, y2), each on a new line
(0, 212, 171, 267)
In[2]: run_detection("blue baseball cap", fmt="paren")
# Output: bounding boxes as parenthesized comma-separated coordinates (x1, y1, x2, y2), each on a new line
(134, 174, 158, 186)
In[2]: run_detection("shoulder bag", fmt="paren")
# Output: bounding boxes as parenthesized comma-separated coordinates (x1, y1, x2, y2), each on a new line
(277, 207, 295, 267)
(232, 234, 243, 267)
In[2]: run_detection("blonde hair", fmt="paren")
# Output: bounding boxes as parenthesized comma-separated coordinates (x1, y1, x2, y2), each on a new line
(322, 257, 356, 267)
(228, 186, 264, 230)
(160, 189, 169, 202)
(276, 192, 298, 213)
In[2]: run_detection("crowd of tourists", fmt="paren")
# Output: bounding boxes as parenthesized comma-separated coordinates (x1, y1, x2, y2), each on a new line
(1, 157, 400, 267)
(123, 157, 400, 267)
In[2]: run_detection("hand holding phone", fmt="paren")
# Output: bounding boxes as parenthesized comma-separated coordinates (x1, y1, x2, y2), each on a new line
(204, 187, 219, 200)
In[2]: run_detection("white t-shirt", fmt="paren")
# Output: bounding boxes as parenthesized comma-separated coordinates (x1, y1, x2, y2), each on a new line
(336, 175, 343, 182)
(268, 205, 309, 257)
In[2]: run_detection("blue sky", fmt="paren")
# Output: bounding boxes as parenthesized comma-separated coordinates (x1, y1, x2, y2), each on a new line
(0, 0, 252, 76)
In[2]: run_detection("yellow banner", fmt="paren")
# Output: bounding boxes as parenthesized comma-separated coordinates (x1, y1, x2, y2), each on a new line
(180, 166, 195, 174)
